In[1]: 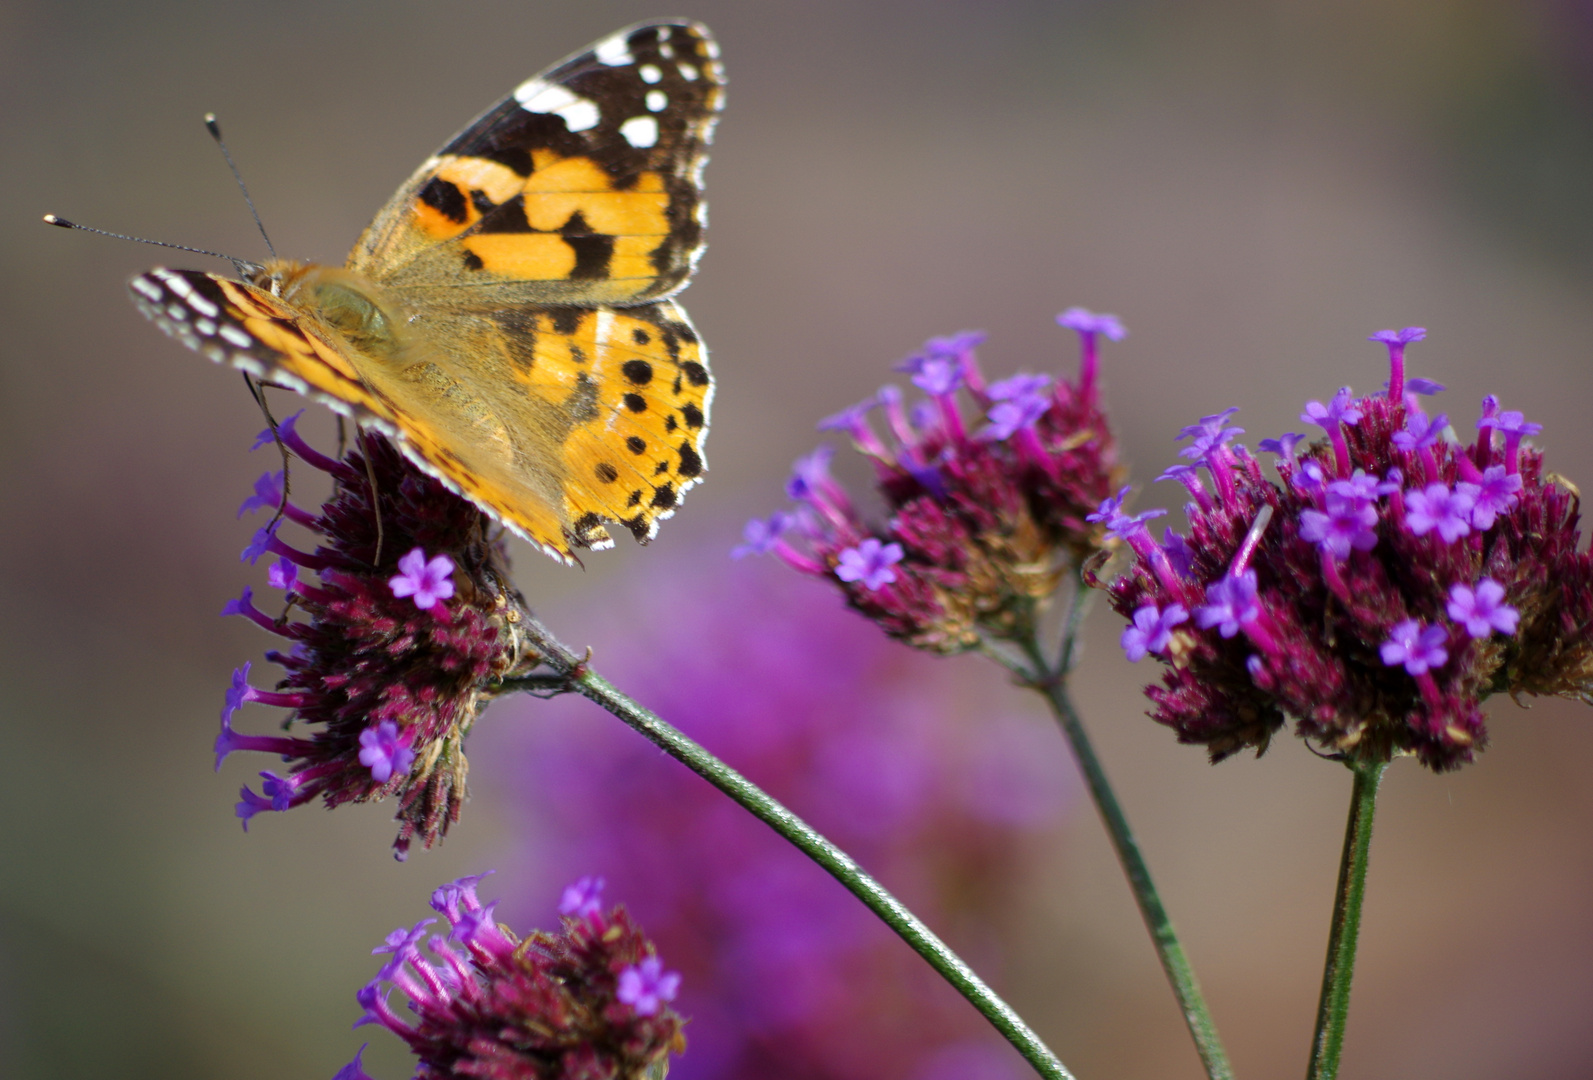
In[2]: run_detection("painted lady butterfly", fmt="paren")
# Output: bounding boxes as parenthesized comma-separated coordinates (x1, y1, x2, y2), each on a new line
(130, 20, 724, 564)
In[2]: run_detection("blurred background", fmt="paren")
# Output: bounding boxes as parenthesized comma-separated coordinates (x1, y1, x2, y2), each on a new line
(5, 1, 1593, 1077)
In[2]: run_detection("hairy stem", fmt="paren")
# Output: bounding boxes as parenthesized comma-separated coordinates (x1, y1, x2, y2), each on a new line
(514, 616, 1076, 1080)
(1306, 758, 1387, 1080)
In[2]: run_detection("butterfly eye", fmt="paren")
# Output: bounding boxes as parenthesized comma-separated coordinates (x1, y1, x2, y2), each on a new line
(303, 276, 399, 354)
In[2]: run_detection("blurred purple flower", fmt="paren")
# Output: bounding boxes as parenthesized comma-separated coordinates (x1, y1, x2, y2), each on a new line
(491, 561, 1066, 1080)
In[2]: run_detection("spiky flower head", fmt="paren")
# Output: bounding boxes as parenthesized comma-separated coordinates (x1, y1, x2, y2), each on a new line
(1103, 328, 1593, 771)
(341, 873, 684, 1080)
(739, 312, 1125, 653)
(216, 413, 540, 858)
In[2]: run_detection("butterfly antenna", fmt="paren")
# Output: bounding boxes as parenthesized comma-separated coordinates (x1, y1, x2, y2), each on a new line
(204, 113, 278, 260)
(40, 215, 256, 275)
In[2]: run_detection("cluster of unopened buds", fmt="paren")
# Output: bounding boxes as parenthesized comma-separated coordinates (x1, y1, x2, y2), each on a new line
(215, 413, 541, 858)
(334, 873, 684, 1080)
(1101, 327, 1593, 769)
(736, 310, 1126, 652)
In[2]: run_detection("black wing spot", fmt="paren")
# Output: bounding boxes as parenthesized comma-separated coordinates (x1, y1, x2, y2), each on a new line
(653, 460, 670, 475)
(677, 442, 703, 478)
(572, 511, 604, 539)
(624, 515, 649, 542)
(650, 483, 677, 509)
(632, 328, 651, 345)
(595, 462, 619, 483)
(470, 189, 497, 216)
(621, 359, 653, 384)
(627, 489, 643, 507)
(419, 178, 468, 223)
(681, 403, 704, 429)
(561, 210, 614, 280)
(551, 308, 583, 336)
(626, 435, 647, 455)
(682, 361, 710, 387)
(462, 250, 485, 271)
(623, 393, 647, 413)
(664, 414, 678, 432)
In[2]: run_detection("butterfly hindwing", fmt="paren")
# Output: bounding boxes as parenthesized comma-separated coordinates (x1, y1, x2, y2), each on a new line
(349, 20, 724, 306)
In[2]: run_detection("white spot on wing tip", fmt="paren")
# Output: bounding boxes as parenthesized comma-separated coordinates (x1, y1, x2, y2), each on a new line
(619, 116, 658, 148)
(594, 34, 633, 66)
(639, 64, 662, 84)
(131, 276, 162, 301)
(514, 80, 601, 132)
(677, 62, 699, 81)
(645, 90, 667, 113)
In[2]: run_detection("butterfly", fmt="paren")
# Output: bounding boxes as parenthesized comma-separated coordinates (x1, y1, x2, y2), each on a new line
(129, 20, 724, 564)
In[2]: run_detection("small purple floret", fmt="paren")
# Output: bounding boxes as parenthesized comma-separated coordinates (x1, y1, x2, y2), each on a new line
(1055, 307, 1127, 341)
(980, 383, 1052, 441)
(1447, 579, 1520, 639)
(267, 557, 298, 590)
(730, 512, 792, 559)
(1404, 483, 1476, 543)
(616, 956, 681, 1017)
(1380, 619, 1449, 676)
(835, 538, 904, 591)
(1121, 603, 1189, 662)
(238, 471, 285, 518)
(1391, 412, 1448, 452)
(1301, 388, 1363, 431)
(1369, 327, 1427, 346)
(1464, 466, 1522, 529)
(358, 720, 415, 784)
(558, 876, 606, 919)
(389, 548, 456, 610)
(1196, 570, 1261, 638)
(1258, 432, 1306, 462)
(331, 1044, 376, 1080)
(896, 353, 964, 395)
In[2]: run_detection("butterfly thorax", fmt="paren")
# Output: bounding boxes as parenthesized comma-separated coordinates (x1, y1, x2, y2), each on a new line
(252, 261, 408, 360)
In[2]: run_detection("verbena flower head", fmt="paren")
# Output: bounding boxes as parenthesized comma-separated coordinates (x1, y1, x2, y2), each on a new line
(502, 561, 1059, 1080)
(341, 873, 683, 1080)
(1102, 327, 1593, 771)
(741, 311, 1125, 653)
(216, 413, 540, 858)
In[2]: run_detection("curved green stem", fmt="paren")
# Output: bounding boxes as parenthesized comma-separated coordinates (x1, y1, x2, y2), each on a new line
(1306, 758, 1387, 1080)
(1018, 637, 1233, 1080)
(515, 616, 1076, 1080)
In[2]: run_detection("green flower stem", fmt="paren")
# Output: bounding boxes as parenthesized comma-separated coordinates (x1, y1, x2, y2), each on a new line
(1306, 758, 1387, 1080)
(1017, 638, 1233, 1080)
(513, 616, 1076, 1080)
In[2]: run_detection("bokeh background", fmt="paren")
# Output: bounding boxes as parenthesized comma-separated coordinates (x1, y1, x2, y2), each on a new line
(6, 1, 1593, 1077)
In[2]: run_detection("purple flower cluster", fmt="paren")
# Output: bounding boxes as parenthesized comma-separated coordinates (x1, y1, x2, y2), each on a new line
(499, 561, 1061, 1080)
(216, 414, 539, 857)
(1103, 327, 1593, 770)
(337, 873, 683, 1080)
(738, 312, 1125, 652)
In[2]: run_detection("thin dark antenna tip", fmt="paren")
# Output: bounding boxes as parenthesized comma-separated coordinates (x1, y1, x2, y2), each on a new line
(41, 213, 248, 265)
(205, 112, 277, 260)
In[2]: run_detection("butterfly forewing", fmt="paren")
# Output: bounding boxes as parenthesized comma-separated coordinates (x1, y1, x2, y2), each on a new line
(349, 20, 723, 306)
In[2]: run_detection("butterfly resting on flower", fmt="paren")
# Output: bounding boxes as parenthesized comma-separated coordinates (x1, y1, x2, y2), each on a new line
(128, 19, 724, 564)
